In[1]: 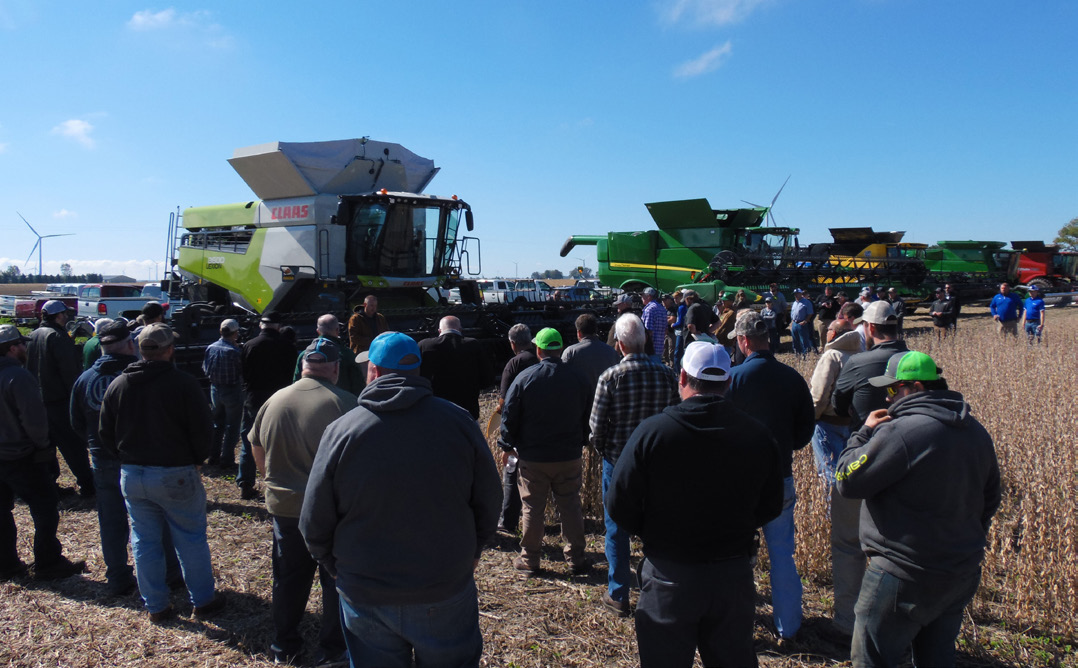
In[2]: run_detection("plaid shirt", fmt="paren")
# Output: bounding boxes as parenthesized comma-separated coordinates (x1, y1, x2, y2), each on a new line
(202, 337, 243, 387)
(589, 353, 679, 464)
(640, 300, 668, 357)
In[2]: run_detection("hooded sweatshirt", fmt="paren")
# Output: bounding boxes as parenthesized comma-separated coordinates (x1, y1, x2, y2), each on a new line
(300, 373, 501, 606)
(98, 359, 212, 467)
(70, 353, 137, 458)
(835, 390, 1000, 582)
(809, 330, 863, 421)
(606, 394, 784, 563)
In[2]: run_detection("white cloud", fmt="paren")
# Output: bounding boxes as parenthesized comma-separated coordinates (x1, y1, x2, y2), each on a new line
(52, 209, 77, 219)
(127, 8, 178, 30)
(0, 142, 8, 154)
(674, 42, 733, 78)
(661, 0, 771, 26)
(51, 119, 95, 148)
(0, 257, 164, 280)
(126, 8, 233, 48)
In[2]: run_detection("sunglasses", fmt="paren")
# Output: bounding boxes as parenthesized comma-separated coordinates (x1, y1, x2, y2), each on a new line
(886, 382, 913, 397)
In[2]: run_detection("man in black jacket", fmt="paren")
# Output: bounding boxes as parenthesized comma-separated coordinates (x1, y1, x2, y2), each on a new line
(418, 315, 493, 420)
(0, 324, 86, 581)
(71, 321, 180, 595)
(239, 311, 297, 499)
(837, 351, 999, 667)
(26, 300, 94, 497)
(607, 341, 783, 667)
(500, 327, 592, 575)
(99, 324, 222, 622)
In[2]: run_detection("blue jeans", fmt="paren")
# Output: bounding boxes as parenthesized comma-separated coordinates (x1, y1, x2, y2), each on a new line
(810, 422, 851, 483)
(852, 561, 981, 667)
(92, 455, 181, 593)
(791, 322, 814, 355)
(1025, 321, 1042, 344)
(237, 403, 258, 489)
(763, 476, 801, 639)
(338, 581, 482, 668)
(121, 465, 216, 613)
(602, 459, 632, 603)
(210, 385, 243, 464)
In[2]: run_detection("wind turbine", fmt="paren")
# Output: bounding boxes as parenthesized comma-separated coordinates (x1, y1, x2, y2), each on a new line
(742, 175, 792, 227)
(18, 212, 75, 276)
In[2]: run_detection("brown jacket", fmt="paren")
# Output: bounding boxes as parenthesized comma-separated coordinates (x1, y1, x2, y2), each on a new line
(348, 312, 388, 354)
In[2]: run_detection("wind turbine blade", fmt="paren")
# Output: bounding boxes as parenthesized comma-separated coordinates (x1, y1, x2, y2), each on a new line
(25, 240, 40, 265)
(42, 233, 76, 239)
(770, 175, 791, 208)
(17, 211, 41, 238)
(741, 200, 765, 208)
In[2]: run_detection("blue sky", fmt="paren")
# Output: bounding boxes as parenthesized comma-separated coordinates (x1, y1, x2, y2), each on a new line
(1, 0, 1075, 280)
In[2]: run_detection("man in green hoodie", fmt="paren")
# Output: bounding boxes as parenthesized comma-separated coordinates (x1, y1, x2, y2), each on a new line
(836, 351, 1000, 668)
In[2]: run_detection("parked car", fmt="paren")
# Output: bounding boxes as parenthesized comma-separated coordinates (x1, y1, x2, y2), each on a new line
(77, 283, 156, 320)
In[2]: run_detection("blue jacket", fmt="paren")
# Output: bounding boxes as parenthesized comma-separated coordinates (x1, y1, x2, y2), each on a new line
(70, 353, 137, 458)
(726, 351, 815, 478)
(989, 293, 1022, 322)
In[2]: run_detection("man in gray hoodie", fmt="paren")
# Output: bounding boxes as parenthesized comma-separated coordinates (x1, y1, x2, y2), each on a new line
(301, 332, 501, 668)
(836, 351, 1000, 668)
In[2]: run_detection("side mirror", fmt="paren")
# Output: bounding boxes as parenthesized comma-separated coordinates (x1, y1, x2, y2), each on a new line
(465, 209, 474, 232)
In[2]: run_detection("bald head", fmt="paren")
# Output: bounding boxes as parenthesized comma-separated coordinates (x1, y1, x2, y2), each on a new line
(317, 314, 339, 337)
(439, 316, 462, 335)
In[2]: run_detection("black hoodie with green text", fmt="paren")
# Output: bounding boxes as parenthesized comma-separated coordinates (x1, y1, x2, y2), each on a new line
(836, 389, 1000, 582)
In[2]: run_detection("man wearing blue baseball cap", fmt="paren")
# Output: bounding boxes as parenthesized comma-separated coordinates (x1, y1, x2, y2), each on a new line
(301, 332, 501, 667)
(836, 351, 1000, 667)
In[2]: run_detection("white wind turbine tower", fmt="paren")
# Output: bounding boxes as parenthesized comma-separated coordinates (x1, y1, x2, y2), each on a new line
(18, 212, 75, 276)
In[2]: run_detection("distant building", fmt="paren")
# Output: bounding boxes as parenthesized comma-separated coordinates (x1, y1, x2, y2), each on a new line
(102, 275, 136, 283)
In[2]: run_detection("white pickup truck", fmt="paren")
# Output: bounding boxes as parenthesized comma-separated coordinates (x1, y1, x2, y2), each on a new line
(77, 283, 156, 320)
(478, 278, 555, 306)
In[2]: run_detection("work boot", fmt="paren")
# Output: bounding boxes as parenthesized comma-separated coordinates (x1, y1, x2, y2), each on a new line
(33, 557, 87, 581)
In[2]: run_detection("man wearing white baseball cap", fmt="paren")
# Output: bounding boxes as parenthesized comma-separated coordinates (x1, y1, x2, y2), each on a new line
(607, 341, 783, 667)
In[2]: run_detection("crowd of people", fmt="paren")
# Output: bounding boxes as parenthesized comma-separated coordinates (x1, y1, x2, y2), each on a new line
(0, 284, 1011, 667)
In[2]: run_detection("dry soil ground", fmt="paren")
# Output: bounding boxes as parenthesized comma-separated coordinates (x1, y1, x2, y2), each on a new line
(1, 305, 1076, 667)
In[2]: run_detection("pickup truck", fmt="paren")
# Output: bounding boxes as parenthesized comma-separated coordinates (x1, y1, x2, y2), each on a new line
(478, 279, 555, 306)
(0, 295, 78, 322)
(77, 283, 155, 320)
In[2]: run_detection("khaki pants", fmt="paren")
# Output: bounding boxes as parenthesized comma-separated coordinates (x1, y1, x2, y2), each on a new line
(516, 458, 586, 568)
(996, 319, 1018, 338)
(816, 318, 834, 346)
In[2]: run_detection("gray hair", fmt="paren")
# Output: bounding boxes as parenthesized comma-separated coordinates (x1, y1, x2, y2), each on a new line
(301, 357, 339, 380)
(317, 314, 339, 336)
(614, 313, 645, 353)
(508, 323, 531, 346)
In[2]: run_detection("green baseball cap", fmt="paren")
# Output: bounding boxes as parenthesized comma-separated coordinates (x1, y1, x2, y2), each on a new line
(532, 327, 563, 350)
(869, 351, 942, 387)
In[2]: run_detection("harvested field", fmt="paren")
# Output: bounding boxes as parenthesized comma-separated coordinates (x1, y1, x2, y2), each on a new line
(2, 306, 1076, 667)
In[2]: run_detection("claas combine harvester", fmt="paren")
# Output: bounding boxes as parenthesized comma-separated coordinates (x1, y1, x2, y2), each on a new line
(165, 138, 611, 369)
